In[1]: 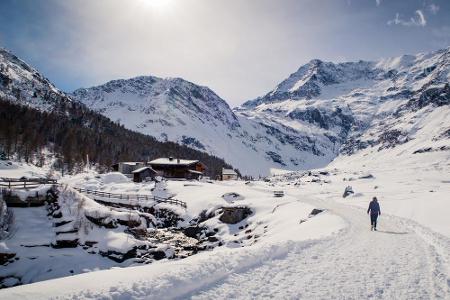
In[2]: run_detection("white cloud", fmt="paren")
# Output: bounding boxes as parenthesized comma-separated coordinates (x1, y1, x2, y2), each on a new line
(376, 0, 382, 7)
(387, 10, 427, 27)
(427, 3, 440, 15)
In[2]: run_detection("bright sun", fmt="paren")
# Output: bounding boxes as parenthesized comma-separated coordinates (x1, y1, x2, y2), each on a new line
(140, 0, 173, 9)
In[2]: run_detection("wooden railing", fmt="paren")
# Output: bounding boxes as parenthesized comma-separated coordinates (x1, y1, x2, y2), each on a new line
(0, 178, 58, 190)
(0, 178, 186, 208)
(73, 187, 187, 208)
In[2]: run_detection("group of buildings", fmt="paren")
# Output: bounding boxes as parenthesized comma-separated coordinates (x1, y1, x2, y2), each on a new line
(112, 157, 238, 182)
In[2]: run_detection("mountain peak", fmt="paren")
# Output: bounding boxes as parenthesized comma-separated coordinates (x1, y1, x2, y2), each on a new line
(0, 47, 70, 111)
(241, 58, 376, 108)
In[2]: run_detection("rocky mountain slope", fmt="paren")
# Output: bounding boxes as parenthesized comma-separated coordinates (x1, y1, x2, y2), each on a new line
(0, 48, 72, 111)
(239, 47, 450, 159)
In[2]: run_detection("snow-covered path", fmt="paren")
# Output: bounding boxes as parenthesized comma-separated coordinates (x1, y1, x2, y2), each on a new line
(189, 195, 450, 299)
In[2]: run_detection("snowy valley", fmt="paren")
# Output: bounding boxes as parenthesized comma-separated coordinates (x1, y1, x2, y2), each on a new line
(0, 45, 449, 299)
(0, 145, 449, 299)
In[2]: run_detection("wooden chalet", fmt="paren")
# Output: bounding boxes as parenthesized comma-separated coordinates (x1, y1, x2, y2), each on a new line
(222, 168, 238, 181)
(132, 166, 157, 183)
(148, 157, 206, 180)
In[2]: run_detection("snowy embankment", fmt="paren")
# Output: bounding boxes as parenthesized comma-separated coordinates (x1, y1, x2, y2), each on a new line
(0, 160, 49, 179)
(0, 177, 345, 299)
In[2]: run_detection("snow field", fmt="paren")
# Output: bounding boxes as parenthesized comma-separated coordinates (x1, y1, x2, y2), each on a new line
(0, 178, 346, 299)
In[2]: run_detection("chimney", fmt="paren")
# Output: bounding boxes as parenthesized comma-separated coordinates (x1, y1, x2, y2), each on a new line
(177, 158, 180, 163)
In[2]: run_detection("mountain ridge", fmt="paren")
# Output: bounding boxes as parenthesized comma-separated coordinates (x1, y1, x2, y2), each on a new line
(2, 46, 449, 176)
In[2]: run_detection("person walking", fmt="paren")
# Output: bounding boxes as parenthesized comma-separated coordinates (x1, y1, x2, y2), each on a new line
(367, 197, 381, 231)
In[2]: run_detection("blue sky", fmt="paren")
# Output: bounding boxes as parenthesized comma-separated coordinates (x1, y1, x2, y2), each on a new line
(1, 0, 449, 106)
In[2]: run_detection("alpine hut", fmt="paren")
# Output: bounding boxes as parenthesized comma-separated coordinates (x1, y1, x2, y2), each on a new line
(148, 157, 206, 179)
(132, 166, 157, 183)
(222, 168, 238, 181)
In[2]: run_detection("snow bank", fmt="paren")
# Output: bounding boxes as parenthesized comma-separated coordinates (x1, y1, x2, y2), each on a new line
(62, 171, 154, 195)
(7, 185, 53, 201)
(0, 178, 346, 299)
(0, 160, 48, 179)
(0, 205, 344, 300)
(101, 172, 129, 184)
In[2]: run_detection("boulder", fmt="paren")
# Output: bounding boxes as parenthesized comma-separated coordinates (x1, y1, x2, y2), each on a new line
(183, 226, 205, 239)
(0, 252, 16, 265)
(100, 248, 137, 263)
(309, 209, 324, 217)
(207, 236, 219, 243)
(51, 239, 78, 249)
(359, 174, 375, 179)
(222, 192, 244, 202)
(151, 250, 166, 260)
(219, 206, 252, 224)
(343, 186, 354, 198)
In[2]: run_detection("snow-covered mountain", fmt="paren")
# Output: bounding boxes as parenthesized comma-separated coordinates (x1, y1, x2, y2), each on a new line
(72, 77, 336, 176)
(238, 47, 450, 164)
(0, 48, 71, 111)
(2, 45, 449, 176)
(72, 47, 450, 176)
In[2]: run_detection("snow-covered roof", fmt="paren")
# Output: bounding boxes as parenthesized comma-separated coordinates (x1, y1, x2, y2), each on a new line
(188, 170, 203, 175)
(149, 158, 199, 166)
(222, 169, 237, 175)
(131, 167, 156, 174)
(120, 162, 143, 166)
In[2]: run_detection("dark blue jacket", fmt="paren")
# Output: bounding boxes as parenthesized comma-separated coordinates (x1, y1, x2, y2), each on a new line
(367, 200, 381, 215)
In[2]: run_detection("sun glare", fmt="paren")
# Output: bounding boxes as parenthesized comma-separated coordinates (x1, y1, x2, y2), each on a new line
(139, 0, 173, 10)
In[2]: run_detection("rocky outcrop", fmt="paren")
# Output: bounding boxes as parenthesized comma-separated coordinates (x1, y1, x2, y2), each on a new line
(219, 206, 252, 224)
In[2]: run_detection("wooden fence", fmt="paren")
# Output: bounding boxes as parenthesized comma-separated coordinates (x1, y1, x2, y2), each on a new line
(0, 178, 58, 207)
(73, 187, 187, 208)
(0, 178, 58, 190)
(0, 178, 186, 208)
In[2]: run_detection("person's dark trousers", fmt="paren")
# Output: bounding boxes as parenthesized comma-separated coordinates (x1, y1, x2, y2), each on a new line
(370, 214, 379, 229)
